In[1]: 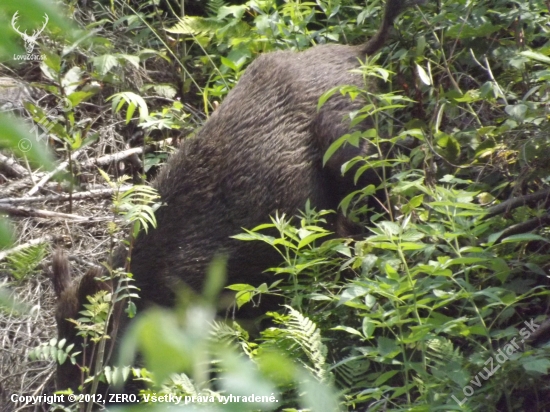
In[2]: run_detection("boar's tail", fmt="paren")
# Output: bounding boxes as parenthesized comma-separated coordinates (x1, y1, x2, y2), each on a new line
(361, 0, 425, 56)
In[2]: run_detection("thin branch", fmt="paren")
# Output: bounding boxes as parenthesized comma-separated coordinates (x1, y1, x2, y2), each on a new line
(26, 148, 85, 196)
(526, 318, 550, 347)
(485, 189, 550, 219)
(0, 153, 28, 178)
(0, 204, 109, 222)
(493, 214, 550, 244)
(79, 147, 143, 169)
(0, 185, 133, 205)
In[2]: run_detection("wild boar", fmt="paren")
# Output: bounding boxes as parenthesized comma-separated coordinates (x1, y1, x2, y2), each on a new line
(52, 0, 422, 392)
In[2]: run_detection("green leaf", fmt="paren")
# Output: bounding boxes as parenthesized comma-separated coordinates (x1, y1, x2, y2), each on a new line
(108, 92, 149, 123)
(220, 56, 237, 71)
(117, 54, 140, 69)
(125, 301, 137, 318)
(0, 287, 28, 313)
(0, 114, 54, 169)
(217, 5, 247, 19)
(297, 232, 330, 249)
(298, 369, 341, 412)
(373, 370, 398, 386)
(92, 54, 119, 76)
(520, 50, 550, 65)
(402, 194, 424, 214)
(317, 86, 340, 111)
(501, 234, 549, 244)
(67, 91, 96, 107)
(447, 21, 500, 39)
(435, 133, 460, 162)
(399, 242, 426, 251)
(226, 283, 255, 292)
(331, 325, 364, 338)
(416, 63, 431, 85)
(203, 255, 227, 304)
(377, 337, 399, 357)
(231, 48, 252, 66)
(362, 317, 376, 339)
(505, 104, 527, 122)
(523, 358, 550, 374)
(385, 263, 399, 280)
(0, 219, 14, 249)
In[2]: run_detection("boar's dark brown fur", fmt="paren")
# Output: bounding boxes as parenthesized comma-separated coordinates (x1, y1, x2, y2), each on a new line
(52, 0, 422, 392)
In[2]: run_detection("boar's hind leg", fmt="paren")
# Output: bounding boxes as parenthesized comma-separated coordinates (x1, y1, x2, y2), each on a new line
(311, 102, 382, 236)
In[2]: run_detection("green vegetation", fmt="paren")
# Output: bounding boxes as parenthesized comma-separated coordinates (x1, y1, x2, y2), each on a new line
(2, 0, 550, 410)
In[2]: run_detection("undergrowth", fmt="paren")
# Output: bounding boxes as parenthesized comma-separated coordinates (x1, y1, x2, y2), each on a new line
(2, 0, 550, 411)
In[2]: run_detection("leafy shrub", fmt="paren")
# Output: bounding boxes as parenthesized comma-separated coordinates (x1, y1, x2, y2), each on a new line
(3, 0, 550, 410)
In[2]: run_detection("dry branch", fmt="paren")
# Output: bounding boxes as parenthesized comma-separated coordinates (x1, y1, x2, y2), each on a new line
(0, 185, 133, 205)
(494, 213, 550, 243)
(26, 148, 85, 196)
(486, 189, 550, 219)
(79, 147, 143, 169)
(0, 153, 27, 178)
(0, 204, 108, 222)
(526, 317, 550, 347)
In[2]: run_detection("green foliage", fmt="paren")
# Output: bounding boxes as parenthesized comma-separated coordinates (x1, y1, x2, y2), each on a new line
(117, 279, 342, 411)
(232, 206, 342, 309)
(206, 0, 229, 17)
(5, 0, 550, 410)
(103, 365, 135, 387)
(5, 243, 47, 282)
(35, 174, 159, 410)
(0, 0, 73, 58)
(262, 306, 329, 383)
(99, 170, 160, 234)
(0, 288, 25, 313)
(229, 183, 549, 410)
(29, 338, 79, 368)
(140, 100, 190, 132)
(167, 0, 389, 106)
(108, 91, 150, 124)
(74, 290, 112, 341)
(0, 220, 14, 250)
(0, 117, 55, 170)
(0, 0, 69, 326)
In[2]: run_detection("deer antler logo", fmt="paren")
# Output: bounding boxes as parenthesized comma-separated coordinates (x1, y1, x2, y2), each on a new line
(11, 11, 49, 54)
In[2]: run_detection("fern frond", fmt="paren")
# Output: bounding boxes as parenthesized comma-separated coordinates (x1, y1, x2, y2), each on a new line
(206, 0, 227, 17)
(167, 16, 224, 37)
(111, 183, 160, 233)
(286, 306, 328, 382)
(332, 355, 371, 389)
(210, 321, 257, 358)
(163, 373, 200, 396)
(6, 243, 47, 281)
(167, 15, 251, 45)
(425, 337, 462, 368)
(261, 306, 329, 382)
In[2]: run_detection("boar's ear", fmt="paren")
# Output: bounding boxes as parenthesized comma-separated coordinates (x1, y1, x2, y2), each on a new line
(52, 250, 71, 298)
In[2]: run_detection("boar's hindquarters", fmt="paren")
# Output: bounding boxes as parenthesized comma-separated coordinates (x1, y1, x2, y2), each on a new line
(128, 44, 378, 307)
